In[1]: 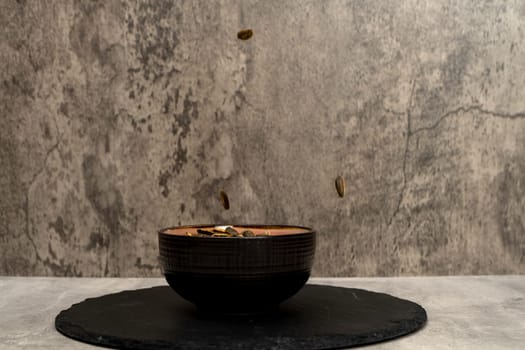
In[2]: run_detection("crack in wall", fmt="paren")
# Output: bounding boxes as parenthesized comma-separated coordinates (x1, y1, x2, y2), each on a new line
(387, 79, 416, 227)
(24, 117, 63, 273)
(23, 192, 78, 275)
(387, 101, 525, 227)
(412, 105, 525, 135)
(26, 137, 61, 194)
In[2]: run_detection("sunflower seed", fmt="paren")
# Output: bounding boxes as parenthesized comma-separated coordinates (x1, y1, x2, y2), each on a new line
(335, 175, 345, 198)
(237, 29, 253, 40)
(219, 190, 230, 210)
(197, 229, 214, 236)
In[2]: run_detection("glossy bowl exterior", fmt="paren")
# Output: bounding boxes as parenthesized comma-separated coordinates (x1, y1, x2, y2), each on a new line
(158, 225, 316, 313)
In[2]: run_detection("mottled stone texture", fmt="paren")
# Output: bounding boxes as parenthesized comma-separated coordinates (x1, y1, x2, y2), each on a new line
(1, 0, 525, 277)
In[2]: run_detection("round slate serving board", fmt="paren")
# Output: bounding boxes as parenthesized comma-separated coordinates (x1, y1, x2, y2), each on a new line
(55, 285, 427, 350)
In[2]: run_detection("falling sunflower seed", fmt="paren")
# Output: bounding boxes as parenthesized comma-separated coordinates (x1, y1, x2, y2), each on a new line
(335, 175, 345, 198)
(219, 190, 230, 210)
(237, 29, 253, 40)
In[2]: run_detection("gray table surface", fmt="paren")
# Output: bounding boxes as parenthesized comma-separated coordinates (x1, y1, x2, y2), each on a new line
(0, 276, 524, 349)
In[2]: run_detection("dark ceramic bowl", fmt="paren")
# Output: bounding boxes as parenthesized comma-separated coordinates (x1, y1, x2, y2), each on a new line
(158, 224, 316, 313)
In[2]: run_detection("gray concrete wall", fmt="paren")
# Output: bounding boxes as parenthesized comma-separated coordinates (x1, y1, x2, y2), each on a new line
(1, 0, 524, 277)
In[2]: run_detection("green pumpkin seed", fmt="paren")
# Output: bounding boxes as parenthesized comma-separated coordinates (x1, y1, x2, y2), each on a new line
(225, 227, 240, 236)
(242, 230, 255, 237)
(212, 233, 230, 237)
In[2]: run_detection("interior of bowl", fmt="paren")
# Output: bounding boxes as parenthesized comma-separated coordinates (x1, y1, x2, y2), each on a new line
(161, 224, 313, 237)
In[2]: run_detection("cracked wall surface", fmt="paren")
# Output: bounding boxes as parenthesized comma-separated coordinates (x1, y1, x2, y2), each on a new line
(1, 0, 525, 276)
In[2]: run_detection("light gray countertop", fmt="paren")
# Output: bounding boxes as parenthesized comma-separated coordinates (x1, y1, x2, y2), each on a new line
(1, 276, 524, 349)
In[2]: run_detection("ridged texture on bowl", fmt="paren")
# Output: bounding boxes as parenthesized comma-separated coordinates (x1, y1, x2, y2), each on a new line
(159, 233, 315, 274)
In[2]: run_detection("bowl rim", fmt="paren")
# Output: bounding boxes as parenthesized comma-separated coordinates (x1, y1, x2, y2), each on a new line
(158, 224, 315, 239)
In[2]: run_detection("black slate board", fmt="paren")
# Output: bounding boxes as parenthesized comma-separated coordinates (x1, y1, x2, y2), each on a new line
(55, 285, 427, 350)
